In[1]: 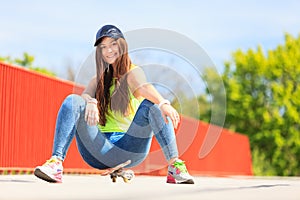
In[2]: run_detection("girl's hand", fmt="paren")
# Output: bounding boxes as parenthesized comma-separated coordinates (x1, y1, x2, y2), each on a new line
(159, 104, 180, 129)
(85, 102, 99, 126)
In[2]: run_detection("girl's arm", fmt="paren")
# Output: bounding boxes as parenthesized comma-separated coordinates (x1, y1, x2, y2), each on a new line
(81, 76, 97, 100)
(127, 67, 180, 128)
(81, 76, 99, 126)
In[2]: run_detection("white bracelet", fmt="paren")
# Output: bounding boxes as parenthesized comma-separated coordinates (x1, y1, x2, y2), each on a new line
(87, 98, 98, 105)
(158, 99, 171, 108)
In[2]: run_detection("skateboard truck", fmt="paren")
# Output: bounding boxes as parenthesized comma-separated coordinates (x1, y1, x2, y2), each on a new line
(101, 160, 134, 183)
(110, 168, 134, 183)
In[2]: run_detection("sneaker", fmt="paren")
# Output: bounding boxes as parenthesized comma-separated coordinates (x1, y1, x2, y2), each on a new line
(34, 157, 63, 183)
(166, 159, 194, 184)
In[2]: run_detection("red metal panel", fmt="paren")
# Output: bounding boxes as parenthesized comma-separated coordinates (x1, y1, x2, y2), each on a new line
(0, 62, 86, 168)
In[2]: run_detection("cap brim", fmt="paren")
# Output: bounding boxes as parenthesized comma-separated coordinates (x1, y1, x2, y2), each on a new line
(94, 35, 124, 46)
(94, 38, 102, 46)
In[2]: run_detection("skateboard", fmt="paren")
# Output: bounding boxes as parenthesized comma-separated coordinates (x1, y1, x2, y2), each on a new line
(101, 160, 134, 183)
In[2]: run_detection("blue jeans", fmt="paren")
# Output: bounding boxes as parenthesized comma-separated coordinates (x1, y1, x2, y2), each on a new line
(52, 94, 178, 169)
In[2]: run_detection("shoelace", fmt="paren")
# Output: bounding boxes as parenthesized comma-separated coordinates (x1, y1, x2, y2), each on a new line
(173, 161, 188, 173)
(44, 158, 60, 166)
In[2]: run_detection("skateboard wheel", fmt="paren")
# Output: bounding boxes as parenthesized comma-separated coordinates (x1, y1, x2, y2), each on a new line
(112, 176, 117, 182)
(122, 177, 129, 183)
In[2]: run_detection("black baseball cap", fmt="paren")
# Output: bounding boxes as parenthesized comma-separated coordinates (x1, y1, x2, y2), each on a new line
(94, 25, 125, 46)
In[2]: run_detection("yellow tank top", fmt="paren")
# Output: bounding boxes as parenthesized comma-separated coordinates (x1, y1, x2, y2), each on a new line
(97, 65, 142, 133)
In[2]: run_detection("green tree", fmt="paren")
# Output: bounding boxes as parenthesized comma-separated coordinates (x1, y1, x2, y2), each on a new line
(198, 67, 226, 127)
(220, 33, 300, 176)
(0, 52, 56, 77)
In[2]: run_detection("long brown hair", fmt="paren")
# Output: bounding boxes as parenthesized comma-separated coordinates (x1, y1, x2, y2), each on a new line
(95, 38, 132, 126)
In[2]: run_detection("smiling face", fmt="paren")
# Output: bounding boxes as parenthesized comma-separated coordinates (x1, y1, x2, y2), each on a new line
(99, 37, 120, 64)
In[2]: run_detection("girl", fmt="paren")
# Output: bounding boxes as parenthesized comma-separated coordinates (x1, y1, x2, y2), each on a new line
(34, 24, 194, 184)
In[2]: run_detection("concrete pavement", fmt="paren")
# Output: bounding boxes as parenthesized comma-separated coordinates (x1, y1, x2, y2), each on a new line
(0, 175, 299, 200)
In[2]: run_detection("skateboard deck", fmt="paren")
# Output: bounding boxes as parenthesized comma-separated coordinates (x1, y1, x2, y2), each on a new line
(101, 160, 134, 183)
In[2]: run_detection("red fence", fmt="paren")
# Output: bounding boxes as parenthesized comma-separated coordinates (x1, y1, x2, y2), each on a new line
(0, 62, 253, 175)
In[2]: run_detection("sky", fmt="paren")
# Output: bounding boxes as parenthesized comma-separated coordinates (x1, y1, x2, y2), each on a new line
(1, 0, 300, 80)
